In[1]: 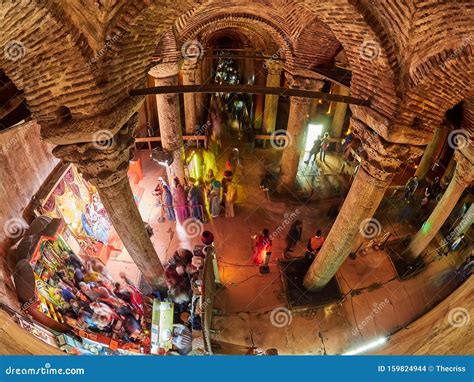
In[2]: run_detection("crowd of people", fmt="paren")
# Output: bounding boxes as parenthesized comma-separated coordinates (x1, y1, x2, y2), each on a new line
(36, 251, 146, 343)
(153, 154, 239, 223)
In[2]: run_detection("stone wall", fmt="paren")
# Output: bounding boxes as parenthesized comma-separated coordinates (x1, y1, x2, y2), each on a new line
(0, 120, 58, 306)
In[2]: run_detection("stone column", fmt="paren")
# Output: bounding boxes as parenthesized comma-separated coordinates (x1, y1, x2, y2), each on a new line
(253, 60, 266, 130)
(149, 63, 186, 183)
(414, 125, 449, 179)
(279, 78, 324, 189)
(330, 85, 351, 138)
(404, 149, 473, 262)
(303, 118, 420, 290)
(181, 61, 198, 135)
(194, 61, 205, 125)
(262, 60, 283, 133)
(52, 115, 165, 290)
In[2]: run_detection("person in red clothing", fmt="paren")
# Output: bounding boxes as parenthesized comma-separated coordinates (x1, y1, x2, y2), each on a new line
(305, 229, 325, 263)
(252, 229, 272, 265)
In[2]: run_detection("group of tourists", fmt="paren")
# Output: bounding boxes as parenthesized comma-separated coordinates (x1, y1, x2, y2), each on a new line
(152, 164, 238, 224)
(304, 132, 331, 166)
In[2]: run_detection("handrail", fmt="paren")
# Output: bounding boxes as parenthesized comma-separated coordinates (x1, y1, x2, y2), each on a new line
(134, 135, 208, 151)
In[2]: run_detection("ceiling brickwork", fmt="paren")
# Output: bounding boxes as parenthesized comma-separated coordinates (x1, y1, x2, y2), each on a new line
(0, 0, 472, 145)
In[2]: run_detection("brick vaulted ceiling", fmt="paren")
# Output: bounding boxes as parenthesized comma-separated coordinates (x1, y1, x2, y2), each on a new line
(0, 0, 472, 145)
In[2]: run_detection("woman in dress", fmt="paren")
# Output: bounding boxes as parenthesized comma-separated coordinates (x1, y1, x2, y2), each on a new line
(187, 178, 204, 222)
(252, 229, 272, 266)
(162, 179, 176, 221)
(225, 181, 237, 218)
(209, 179, 222, 218)
(173, 177, 189, 223)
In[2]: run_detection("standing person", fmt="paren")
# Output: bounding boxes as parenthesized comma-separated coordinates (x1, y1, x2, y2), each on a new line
(428, 176, 441, 201)
(285, 220, 303, 255)
(221, 170, 233, 208)
(252, 229, 272, 266)
(173, 177, 190, 223)
(161, 179, 176, 221)
(152, 177, 166, 223)
(187, 178, 204, 222)
(320, 133, 330, 162)
(209, 179, 222, 218)
(304, 137, 322, 165)
(225, 180, 237, 218)
(305, 230, 325, 262)
(403, 175, 419, 201)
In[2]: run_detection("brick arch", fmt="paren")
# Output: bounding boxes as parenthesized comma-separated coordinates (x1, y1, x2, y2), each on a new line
(198, 24, 271, 54)
(0, 1, 110, 124)
(302, 0, 400, 120)
(395, 47, 473, 142)
(177, 12, 295, 69)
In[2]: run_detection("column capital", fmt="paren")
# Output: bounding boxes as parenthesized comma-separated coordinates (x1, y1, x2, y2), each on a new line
(149, 62, 180, 79)
(265, 59, 284, 75)
(52, 114, 138, 188)
(288, 76, 325, 105)
(453, 148, 474, 188)
(352, 117, 423, 182)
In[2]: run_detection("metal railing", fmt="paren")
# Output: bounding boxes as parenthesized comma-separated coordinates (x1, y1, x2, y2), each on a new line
(134, 135, 208, 152)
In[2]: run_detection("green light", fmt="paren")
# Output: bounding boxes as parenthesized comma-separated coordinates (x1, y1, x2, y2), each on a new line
(422, 221, 431, 234)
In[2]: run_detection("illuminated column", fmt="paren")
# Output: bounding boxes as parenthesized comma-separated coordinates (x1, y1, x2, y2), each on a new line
(404, 149, 473, 262)
(262, 60, 283, 133)
(194, 61, 205, 125)
(52, 115, 165, 290)
(279, 78, 324, 189)
(149, 63, 186, 182)
(414, 125, 449, 179)
(253, 60, 266, 130)
(181, 61, 198, 135)
(330, 85, 350, 138)
(303, 118, 420, 290)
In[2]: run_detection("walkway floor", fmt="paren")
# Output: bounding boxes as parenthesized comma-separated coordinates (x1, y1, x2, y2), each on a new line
(109, 143, 469, 355)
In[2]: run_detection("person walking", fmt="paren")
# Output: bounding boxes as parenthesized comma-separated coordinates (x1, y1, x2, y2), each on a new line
(209, 179, 222, 217)
(285, 220, 302, 255)
(403, 175, 419, 201)
(304, 137, 322, 165)
(320, 133, 330, 161)
(252, 229, 272, 266)
(173, 177, 189, 223)
(305, 230, 325, 262)
(225, 180, 237, 218)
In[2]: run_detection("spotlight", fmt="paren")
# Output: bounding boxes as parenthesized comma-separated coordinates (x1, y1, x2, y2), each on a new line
(342, 337, 387, 355)
(151, 148, 174, 167)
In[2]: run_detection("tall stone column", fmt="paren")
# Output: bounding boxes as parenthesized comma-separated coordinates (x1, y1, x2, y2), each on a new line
(181, 62, 198, 135)
(404, 149, 473, 262)
(279, 78, 324, 189)
(149, 63, 186, 183)
(194, 61, 205, 125)
(262, 60, 283, 133)
(330, 85, 351, 138)
(52, 115, 165, 290)
(414, 125, 449, 179)
(253, 60, 266, 131)
(303, 118, 420, 290)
